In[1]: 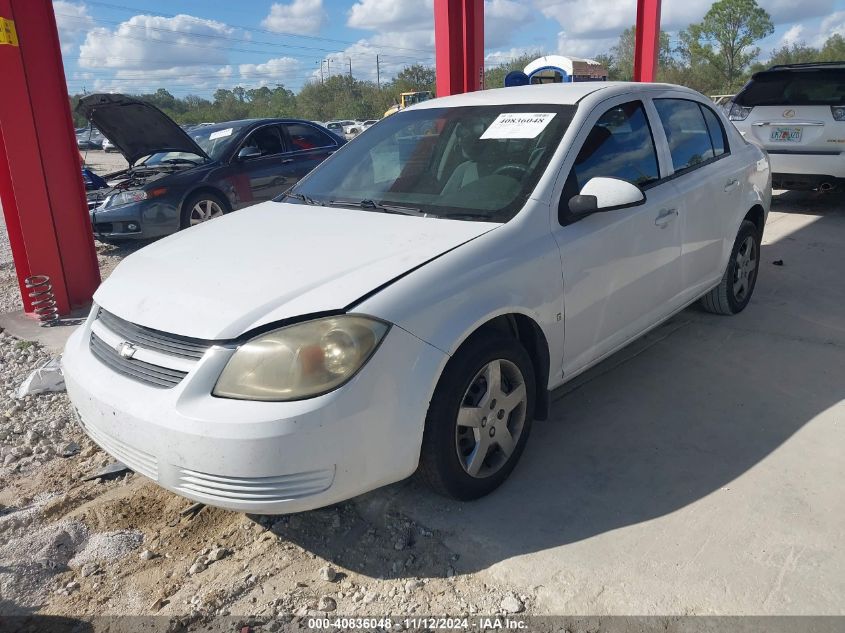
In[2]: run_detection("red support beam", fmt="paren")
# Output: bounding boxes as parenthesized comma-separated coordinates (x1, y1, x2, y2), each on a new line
(0, 0, 100, 315)
(633, 0, 662, 82)
(434, 0, 484, 97)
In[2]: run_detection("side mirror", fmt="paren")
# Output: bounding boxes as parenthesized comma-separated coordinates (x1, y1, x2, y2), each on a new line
(568, 177, 645, 217)
(237, 146, 262, 160)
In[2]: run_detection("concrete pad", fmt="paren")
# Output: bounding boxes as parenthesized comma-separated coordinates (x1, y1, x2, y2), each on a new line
(0, 310, 83, 355)
(364, 191, 845, 615)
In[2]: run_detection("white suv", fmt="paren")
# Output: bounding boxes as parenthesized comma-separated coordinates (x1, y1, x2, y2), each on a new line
(728, 62, 845, 191)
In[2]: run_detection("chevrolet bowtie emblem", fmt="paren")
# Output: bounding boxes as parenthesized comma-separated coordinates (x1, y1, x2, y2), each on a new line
(117, 341, 137, 359)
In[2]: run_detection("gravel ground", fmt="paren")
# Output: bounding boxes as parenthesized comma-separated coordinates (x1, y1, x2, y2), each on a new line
(0, 152, 531, 623)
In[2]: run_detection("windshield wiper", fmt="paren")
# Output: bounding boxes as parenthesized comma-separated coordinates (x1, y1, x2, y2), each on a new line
(283, 191, 322, 205)
(327, 199, 426, 216)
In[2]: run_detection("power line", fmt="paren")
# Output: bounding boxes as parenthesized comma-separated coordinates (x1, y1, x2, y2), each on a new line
(58, 13, 435, 64)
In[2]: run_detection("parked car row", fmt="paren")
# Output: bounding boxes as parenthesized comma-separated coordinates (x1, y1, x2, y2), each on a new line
(319, 118, 380, 139)
(76, 93, 346, 241)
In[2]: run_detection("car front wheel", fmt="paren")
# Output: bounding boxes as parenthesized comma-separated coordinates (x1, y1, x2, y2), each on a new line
(180, 192, 228, 230)
(419, 335, 535, 500)
(700, 219, 761, 315)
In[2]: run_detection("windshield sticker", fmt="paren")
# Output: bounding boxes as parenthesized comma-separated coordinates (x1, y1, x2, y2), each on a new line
(209, 127, 234, 140)
(480, 113, 556, 139)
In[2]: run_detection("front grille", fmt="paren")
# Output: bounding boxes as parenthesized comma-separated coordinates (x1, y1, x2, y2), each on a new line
(96, 309, 214, 360)
(90, 332, 188, 388)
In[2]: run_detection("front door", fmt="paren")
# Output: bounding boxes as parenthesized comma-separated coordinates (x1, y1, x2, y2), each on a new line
(551, 99, 685, 376)
(233, 124, 291, 205)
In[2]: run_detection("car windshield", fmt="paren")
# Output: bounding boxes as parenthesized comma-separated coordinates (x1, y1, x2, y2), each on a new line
(141, 122, 249, 165)
(736, 69, 845, 106)
(285, 104, 576, 222)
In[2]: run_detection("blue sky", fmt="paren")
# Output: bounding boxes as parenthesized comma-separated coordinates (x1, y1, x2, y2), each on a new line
(54, 0, 845, 96)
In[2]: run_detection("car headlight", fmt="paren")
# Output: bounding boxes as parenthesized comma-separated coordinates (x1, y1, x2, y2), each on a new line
(728, 103, 753, 121)
(213, 315, 390, 401)
(107, 187, 167, 208)
(831, 106, 845, 121)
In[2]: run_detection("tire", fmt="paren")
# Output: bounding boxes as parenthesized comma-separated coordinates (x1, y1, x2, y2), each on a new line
(700, 219, 761, 315)
(180, 191, 229, 230)
(419, 335, 535, 500)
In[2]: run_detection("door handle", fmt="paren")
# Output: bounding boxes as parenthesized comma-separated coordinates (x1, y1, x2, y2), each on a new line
(280, 158, 294, 164)
(724, 178, 739, 191)
(655, 208, 678, 228)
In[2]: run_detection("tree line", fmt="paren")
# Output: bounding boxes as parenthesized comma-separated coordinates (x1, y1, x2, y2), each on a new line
(71, 0, 842, 129)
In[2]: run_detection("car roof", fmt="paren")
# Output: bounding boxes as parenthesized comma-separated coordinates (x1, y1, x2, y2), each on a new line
(412, 82, 700, 109)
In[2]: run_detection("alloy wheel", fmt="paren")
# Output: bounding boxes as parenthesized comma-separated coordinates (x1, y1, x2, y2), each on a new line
(190, 199, 224, 226)
(455, 359, 528, 478)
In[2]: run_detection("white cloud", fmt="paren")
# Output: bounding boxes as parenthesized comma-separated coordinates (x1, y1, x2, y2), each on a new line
(347, 0, 433, 31)
(79, 14, 234, 70)
(238, 57, 303, 86)
(261, 0, 327, 36)
(485, 0, 532, 49)
(779, 24, 804, 46)
(53, 1, 94, 54)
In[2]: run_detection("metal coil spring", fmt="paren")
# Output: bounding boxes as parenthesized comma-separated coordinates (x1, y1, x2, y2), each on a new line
(24, 275, 59, 326)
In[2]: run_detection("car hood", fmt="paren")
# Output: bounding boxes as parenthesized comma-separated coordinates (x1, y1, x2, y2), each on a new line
(94, 202, 499, 340)
(76, 93, 209, 166)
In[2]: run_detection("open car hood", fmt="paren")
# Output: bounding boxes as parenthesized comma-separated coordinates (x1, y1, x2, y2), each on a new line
(76, 93, 209, 165)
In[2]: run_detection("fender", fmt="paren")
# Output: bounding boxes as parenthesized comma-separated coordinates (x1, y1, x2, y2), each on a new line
(356, 205, 566, 391)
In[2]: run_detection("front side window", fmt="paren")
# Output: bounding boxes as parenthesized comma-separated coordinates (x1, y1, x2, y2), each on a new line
(568, 101, 660, 192)
(284, 123, 336, 151)
(654, 99, 716, 173)
(286, 104, 576, 222)
(242, 125, 285, 157)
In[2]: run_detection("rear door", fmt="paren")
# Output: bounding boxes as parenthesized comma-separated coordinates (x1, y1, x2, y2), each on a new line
(279, 122, 341, 182)
(652, 97, 745, 297)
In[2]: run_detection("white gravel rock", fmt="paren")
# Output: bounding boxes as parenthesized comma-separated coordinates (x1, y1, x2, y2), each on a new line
(500, 594, 524, 614)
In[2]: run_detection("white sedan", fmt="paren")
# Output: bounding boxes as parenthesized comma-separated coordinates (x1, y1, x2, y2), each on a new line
(63, 82, 771, 513)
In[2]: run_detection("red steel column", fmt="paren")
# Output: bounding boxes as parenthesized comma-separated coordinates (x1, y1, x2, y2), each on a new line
(434, 0, 484, 96)
(633, 0, 662, 82)
(0, 0, 100, 316)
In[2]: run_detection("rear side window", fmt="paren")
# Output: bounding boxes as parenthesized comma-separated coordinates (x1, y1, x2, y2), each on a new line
(736, 70, 845, 106)
(701, 105, 728, 157)
(654, 99, 716, 173)
(569, 101, 660, 190)
(284, 123, 336, 151)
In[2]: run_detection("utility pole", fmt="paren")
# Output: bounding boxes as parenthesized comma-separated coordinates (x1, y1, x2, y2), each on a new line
(376, 55, 380, 89)
(326, 57, 331, 77)
(347, 58, 352, 80)
(317, 59, 324, 84)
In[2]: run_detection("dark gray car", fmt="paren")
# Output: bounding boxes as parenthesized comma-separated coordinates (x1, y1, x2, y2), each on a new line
(77, 93, 345, 241)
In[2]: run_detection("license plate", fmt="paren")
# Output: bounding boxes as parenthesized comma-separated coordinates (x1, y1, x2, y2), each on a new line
(770, 127, 802, 142)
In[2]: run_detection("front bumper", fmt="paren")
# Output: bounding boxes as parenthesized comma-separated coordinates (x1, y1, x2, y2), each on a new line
(90, 199, 180, 240)
(63, 313, 447, 514)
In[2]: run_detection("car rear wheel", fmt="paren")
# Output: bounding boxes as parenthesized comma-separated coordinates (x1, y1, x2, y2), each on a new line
(419, 335, 535, 500)
(180, 192, 228, 230)
(700, 219, 761, 315)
